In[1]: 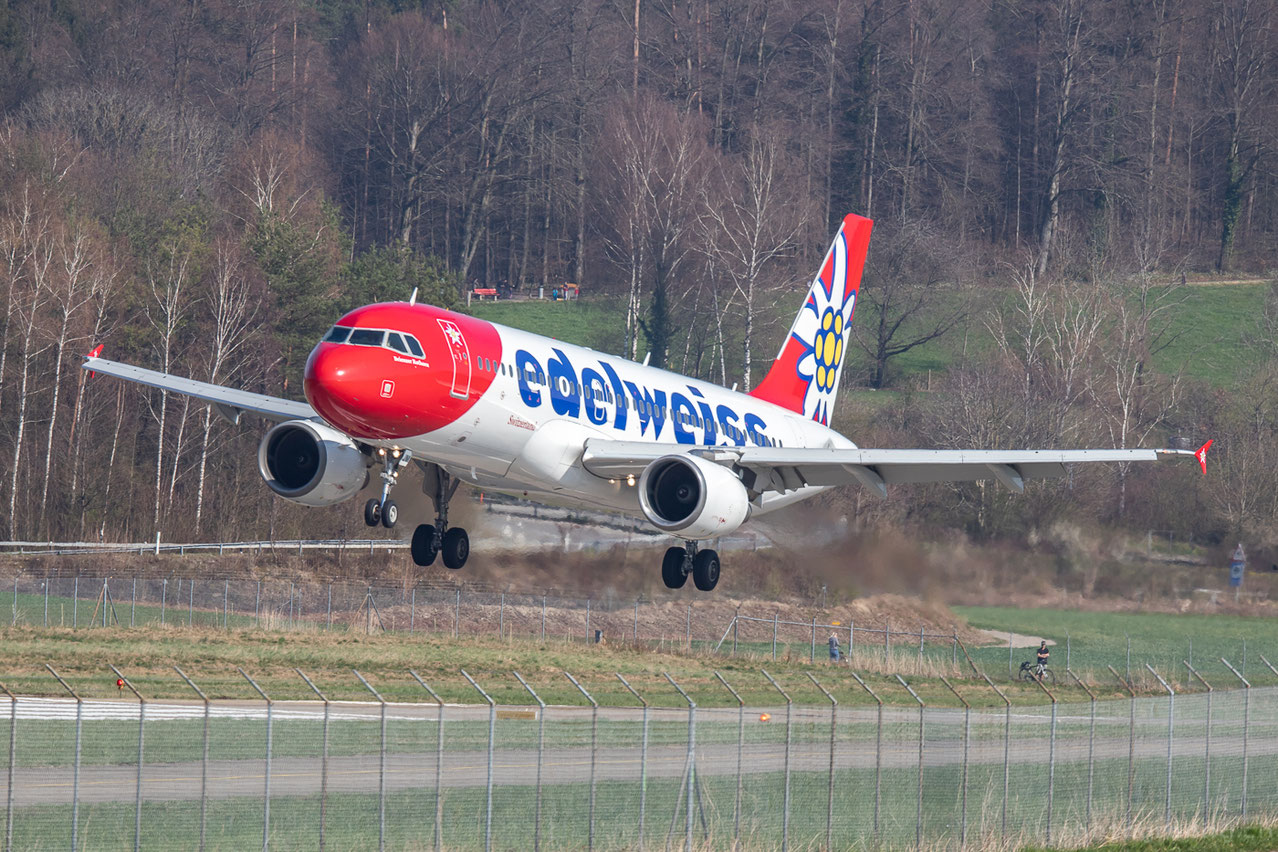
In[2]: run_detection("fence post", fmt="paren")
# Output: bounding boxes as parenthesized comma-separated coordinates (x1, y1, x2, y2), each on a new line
(808, 673, 838, 852)
(1145, 664, 1175, 829)
(257, 580, 263, 628)
(712, 672, 744, 850)
(1221, 657, 1249, 819)
(461, 669, 496, 852)
(224, 580, 229, 629)
(685, 604, 691, 649)
(324, 583, 329, 631)
(1126, 633, 1131, 681)
(617, 674, 650, 850)
(1008, 631, 1013, 675)
(1108, 664, 1137, 832)
(110, 666, 146, 852)
(44, 579, 48, 627)
(810, 616, 816, 662)
(187, 579, 194, 627)
(586, 598, 591, 643)
(1029, 670, 1057, 845)
(353, 670, 388, 852)
(131, 577, 136, 627)
(73, 576, 78, 628)
(940, 677, 970, 849)
(455, 588, 460, 638)
(887, 620, 892, 663)
(295, 671, 329, 852)
(1184, 662, 1212, 817)
(158, 577, 164, 626)
(564, 671, 599, 851)
(542, 594, 547, 641)
(918, 623, 924, 660)
(514, 673, 547, 852)
(238, 668, 273, 852)
(733, 612, 739, 654)
(1066, 631, 1071, 672)
(761, 669, 792, 852)
(408, 672, 444, 852)
(46, 666, 82, 852)
(772, 611, 778, 660)
(664, 673, 700, 852)
(411, 588, 416, 634)
(849, 671, 882, 845)
(499, 592, 505, 639)
(175, 667, 211, 852)
(895, 675, 926, 851)
(981, 673, 1011, 839)
(1067, 670, 1097, 838)
(0, 681, 15, 852)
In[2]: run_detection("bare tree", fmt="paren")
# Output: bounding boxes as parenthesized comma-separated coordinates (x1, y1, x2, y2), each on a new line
(699, 123, 810, 389)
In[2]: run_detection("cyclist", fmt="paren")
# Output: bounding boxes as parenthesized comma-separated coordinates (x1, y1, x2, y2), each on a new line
(1034, 641, 1050, 677)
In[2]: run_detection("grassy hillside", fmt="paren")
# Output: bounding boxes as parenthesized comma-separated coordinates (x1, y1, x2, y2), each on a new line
(472, 282, 1269, 390)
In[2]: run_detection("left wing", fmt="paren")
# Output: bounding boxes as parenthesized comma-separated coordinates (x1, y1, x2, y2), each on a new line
(581, 440, 1210, 497)
(83, 351, 317, 424)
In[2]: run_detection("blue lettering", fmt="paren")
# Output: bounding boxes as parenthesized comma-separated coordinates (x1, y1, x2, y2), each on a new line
(670, 393, 697, 444)
(582, 368, 608, 426)
(744, 412, 769, 446)
(626, 382, 667, 439)
(516, 350, 545, 407)
(599, 361, 628, 432)
(547, 348, 580, 418)
(687, 386, 716, 444)
(717, 404, 744, 446)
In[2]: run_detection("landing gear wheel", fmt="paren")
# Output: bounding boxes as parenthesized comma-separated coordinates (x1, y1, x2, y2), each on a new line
(661, 547, 688, 589)
(411, 524, 438, 567)
(364, 498, 381, 527)
(441, 527, 470, 570)
(380, 499, 399, 529)
(692, 549, 720, 591)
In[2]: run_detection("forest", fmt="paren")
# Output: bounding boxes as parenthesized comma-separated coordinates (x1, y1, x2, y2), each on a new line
(0, 0, 1274, 560)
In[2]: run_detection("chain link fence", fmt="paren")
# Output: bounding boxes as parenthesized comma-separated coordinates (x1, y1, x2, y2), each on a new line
(2, 668, 1278, 851)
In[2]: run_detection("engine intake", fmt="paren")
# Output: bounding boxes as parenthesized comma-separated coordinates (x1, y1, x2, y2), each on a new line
(257, 420, 370, 507)
(637, 454, 750, 539)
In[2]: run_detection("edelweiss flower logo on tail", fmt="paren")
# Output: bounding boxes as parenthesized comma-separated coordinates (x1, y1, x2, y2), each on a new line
(749, 214, 873, 425)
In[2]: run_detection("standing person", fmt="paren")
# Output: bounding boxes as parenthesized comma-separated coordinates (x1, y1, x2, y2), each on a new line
(828, 633, 841, 662)
(1035, 641, 1050, 677)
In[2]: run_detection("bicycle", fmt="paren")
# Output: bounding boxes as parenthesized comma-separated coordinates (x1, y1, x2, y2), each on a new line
(1018, 660, 1056, 686)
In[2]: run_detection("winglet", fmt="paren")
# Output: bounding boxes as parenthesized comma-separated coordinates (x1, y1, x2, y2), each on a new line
(1194, 439, 1213, 475)
(85, 343, 104, 377)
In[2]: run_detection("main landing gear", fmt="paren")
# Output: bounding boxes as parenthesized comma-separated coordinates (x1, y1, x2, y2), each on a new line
(410, 465, 470, 571)
(661, 541, 720, 592)
(364, 448, 411, 529)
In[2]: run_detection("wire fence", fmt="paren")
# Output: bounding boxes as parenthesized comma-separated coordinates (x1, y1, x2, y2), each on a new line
(2, 666, 1278, 851)
(3, 574, 1277, 690)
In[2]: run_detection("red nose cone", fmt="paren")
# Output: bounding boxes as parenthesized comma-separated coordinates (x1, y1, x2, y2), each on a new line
(304, 342, 430, 439)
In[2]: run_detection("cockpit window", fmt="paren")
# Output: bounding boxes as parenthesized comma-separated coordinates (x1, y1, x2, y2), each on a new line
(386, 332, 408, 354)
(348, 329, 386, 347)
(405, 336, 424, 357)
(324, 326, 351, 343)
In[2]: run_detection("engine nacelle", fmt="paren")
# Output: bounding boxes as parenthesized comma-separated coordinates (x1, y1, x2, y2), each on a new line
(637, 454, 750, 539)
(257, 420, 370, 507)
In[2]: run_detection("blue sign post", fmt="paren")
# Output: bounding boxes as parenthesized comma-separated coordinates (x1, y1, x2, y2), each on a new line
(1230, 543, 1246, 599)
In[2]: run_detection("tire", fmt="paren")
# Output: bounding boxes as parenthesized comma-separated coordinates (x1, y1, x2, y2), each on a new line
(381, 499, 399, 529)
(661, 547, 687, 589)
(364, 498, 381, 527)
(692, 549, 720, 592)
(442, 527, 470, 570)
(411, 524, 438, 567)
(1040, 667, 1056, 686)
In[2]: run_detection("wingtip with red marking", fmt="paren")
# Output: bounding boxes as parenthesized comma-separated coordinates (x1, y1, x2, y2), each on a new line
(85, 343, 104, 377)
(1195, 439, 1213, 475)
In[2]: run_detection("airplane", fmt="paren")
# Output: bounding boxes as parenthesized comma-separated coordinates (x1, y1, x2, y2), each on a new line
(82, 213, 1211, 591)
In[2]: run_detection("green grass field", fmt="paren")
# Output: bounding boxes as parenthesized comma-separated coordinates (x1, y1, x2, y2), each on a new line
(471, 282, 1269, 391)
(956, 606, 1278, 690)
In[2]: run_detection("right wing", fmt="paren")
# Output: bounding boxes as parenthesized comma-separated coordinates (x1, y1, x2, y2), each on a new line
(83, 350, 316, 424)
(581, 440, 1210, 497)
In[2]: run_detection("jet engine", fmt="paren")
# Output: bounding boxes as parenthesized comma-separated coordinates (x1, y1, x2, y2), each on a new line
(257, 420, 370, 507)
(637, 454, 750, 539)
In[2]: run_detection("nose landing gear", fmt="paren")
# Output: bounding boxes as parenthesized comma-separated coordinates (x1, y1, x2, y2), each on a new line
(661, 541, 720, 591)
(410, 464, 470, 570)
(363, 448, 411, 529)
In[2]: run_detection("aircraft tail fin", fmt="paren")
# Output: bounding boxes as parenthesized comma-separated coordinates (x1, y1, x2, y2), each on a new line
(749, 213, 873, 425)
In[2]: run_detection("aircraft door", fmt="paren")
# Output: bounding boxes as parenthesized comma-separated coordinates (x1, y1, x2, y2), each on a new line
(436, 319, 472, 399)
